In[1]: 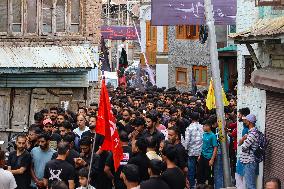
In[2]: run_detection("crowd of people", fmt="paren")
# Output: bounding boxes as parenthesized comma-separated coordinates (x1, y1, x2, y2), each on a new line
(0, 86, 281, 189)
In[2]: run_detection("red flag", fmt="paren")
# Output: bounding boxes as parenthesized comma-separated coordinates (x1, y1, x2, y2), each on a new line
(96, 79, 123, 171)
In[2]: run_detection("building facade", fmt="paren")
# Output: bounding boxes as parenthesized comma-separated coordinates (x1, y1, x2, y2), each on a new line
(0, 0, 101, 143)
(232, 0, 284, 187)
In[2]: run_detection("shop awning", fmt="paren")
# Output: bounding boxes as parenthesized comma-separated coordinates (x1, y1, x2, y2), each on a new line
(251, 67, 284, 93)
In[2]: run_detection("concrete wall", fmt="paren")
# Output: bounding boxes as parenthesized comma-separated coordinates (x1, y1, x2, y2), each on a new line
(168, 26, 211, 92)
(235, 0, 284, 188)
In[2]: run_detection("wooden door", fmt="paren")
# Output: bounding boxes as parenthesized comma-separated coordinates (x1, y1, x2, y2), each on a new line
(146, 21, 157, 65)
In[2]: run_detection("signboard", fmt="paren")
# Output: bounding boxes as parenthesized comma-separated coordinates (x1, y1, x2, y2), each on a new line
(151, 0, 236, 25)
(101, 26, 140, 40)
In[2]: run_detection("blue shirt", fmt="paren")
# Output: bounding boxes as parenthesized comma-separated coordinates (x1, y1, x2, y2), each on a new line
(31, 147, 55, 187)
(202, 131, 218, 159)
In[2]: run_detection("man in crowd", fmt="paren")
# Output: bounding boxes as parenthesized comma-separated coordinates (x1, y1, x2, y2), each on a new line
(167, 126, 187, 173)
(49, 107, 58, 125)
(239, 114, 259, 189)
(7, 134, 31, 189)
(161, 143, 186, 189)
(0, 150, 17, 189)
(144, 113, 165, 150)
(120, 164, 140, 189)
(27, 126, 41, 152)
(182, 112, 204, 189)
(31, 133, 56, 189)
(44, 142, 75, 189)
(129, 138, 150, 181)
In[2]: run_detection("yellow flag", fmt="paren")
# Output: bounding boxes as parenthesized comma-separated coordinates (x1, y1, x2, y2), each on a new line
(206, 79, 229, 110)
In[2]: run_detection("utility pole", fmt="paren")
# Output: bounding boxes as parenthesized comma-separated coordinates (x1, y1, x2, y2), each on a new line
(204, 0, 232, 187)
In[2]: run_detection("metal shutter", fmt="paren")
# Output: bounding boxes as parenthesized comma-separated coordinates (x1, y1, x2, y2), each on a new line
(264, 92, 284, 185)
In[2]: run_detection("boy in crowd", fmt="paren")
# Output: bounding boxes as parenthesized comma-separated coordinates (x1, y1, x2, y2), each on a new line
(197, 120, 218, 186)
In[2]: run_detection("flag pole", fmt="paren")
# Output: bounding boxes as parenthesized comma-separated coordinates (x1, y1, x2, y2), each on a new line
(204, 0, 232, 187)
(87, 130, 97, 187)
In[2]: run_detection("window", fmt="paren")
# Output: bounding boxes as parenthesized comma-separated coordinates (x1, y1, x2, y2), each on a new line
(176, 67, 188, 85)
(176, 25, 199, 40)
(0, 0, 8, 33)
(193, 66, 208, 85)
(71, 0, 80, 33)
(12, 0, 22, 32)
(0, 0, 81, 35)
(27, 0, 37, 34)
(42, 0, 53, 33)
(244, 56, 255, 84)
(56, 0, 66, 32)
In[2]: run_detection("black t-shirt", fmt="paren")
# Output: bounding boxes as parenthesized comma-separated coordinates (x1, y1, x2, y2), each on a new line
(174, 143, 187, 170)
(44, 159, 75, 188)
(52, 148, 79, 167)
(161, 167, 186, 189)
(143, 129, 165, 150)
(128, 152, 150, 181)
(81, 131, 105, 153)
(140, 177, 171, 189)
(7, 150, 31, 189)
(105, 145, 132, 189)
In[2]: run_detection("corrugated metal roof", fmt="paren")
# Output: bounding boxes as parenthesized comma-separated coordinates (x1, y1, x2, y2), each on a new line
(0, 46, 96, 68)
(229, 16, 284, 39)
(0, 72, 89, 87)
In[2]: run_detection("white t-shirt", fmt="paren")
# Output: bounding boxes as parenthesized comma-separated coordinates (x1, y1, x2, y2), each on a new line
(73, 126, 89, 138)
(0, 168, 17, 189)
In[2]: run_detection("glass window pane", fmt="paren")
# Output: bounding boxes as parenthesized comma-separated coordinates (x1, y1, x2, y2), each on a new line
(71, 0, 80, 23)
(43, 0, 52, 33)
(13, 0, 21, 23)
(195, 69, 199, 82)
(0, 0, 8, 32)
(202, 69, 207, 83)
(27, 0, 37, 33)
(12, 0, 22, 32)
(70, 24, 79, 33)
(177, 71, 186, 82)
(56, 0, 65, 32)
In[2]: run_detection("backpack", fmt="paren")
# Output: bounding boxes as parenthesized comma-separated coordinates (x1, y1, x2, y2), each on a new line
(253, 129, 269, 163)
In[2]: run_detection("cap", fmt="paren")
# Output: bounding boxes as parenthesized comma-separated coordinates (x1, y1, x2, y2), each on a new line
(243, 114, 256, 124)
(43, 119, 53, 126)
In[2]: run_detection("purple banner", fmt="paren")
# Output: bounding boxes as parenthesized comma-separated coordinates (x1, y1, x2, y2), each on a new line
(151, 0, 236, 26)
(101, 26, 140, 40)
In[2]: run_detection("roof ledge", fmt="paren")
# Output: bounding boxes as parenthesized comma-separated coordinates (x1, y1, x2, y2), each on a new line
(251, 67, 284, 93)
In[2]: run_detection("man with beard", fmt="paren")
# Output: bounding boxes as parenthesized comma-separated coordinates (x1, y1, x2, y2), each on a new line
(117, 109, 133, 135)
(81, 115, 104, 154)
(43, 119, 61, 150)
(7, 134, 32, 189)
(31, 133, 56, 189)
(167, 126, 187, 174)
(27, 126, 41, 152)
(49, 107, 58, 125)
(144, 113, 165, 150)
(75, 137, 101, 188)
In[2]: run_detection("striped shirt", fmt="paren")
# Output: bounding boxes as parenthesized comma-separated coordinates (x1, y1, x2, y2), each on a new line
(182, 122, 204, 157)
(240, 127, 259, 163)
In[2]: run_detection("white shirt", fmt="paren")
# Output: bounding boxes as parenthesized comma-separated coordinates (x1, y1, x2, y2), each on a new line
(0, 168, 17, 189)
(73, 126, 89, 138)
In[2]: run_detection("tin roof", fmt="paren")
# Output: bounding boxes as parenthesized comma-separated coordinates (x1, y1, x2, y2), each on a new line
(0, 46, 96, 68)
(229, 16, 284, 40)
